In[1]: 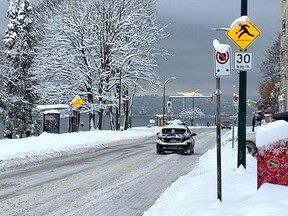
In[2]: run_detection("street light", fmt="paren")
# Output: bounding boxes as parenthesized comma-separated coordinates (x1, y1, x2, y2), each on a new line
(210, 0, 248, 201)
(247, 99, 257, 106)
(192, 89, 203, 125)
(162, 77, 176, 125)
(212, 19, 247, 170)
(211, 27, 229, 32)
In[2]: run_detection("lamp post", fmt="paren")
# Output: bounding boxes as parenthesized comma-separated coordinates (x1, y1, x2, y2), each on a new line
(192, 89, 203, 125)
(211, 1, 248, 168)
(211, 27, 229, 31)
(237, 0, 248, 169)
(162, 77, 176, 126)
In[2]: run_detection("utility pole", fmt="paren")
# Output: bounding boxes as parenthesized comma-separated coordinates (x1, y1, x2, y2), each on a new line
(226, 0, 260, 168)
(237, 0, 248, 168)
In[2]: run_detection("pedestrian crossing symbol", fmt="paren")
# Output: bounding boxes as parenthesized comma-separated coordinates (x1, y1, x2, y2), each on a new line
(226, 21, 261, 51)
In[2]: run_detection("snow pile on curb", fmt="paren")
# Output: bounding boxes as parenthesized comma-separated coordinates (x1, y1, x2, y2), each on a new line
(0, 127, 159, 169)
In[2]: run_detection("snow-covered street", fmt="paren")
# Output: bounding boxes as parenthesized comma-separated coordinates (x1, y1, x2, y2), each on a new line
(1, 123, 288, 215)
(0, 127, 215, 215)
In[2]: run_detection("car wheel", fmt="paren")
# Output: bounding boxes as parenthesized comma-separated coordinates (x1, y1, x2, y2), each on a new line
(246, 141, 257, 157)
(156, 145, 162, 154)
(186, 148, 192, 155)
(187, 145, 193, 155)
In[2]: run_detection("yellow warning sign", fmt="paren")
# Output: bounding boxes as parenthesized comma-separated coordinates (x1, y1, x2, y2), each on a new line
(226, 21, 261, 51)
(71, 95, 84, 109)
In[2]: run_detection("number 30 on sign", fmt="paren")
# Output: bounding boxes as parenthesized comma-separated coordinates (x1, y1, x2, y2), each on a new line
(234, 52, 253, 71)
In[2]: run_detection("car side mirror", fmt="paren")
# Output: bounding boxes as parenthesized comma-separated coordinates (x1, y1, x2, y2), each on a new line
(192, 132, 197, 136)
(156, 132, 160, 135)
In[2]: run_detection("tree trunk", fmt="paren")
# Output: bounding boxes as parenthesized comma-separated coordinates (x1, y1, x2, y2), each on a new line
(87, 91, 96, 130)
(109, 106, 114, 130)
(115, 106, 119, 130)
(124, 89, 129, 130)
(128, 84, 138, 129)
(89, 112, 96, 130)
(97, 108, 103, 130)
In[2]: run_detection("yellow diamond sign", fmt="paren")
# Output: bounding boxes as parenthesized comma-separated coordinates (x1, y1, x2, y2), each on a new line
(226, 21, 261, 51)
(71, 95, 84, 109)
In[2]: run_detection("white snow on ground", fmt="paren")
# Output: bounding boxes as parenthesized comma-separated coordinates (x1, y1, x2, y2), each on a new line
(0, 127, 157, 169)
(1, 124, 288, 215)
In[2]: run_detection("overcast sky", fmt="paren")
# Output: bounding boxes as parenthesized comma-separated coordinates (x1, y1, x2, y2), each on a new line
(0, 0, 281, 99)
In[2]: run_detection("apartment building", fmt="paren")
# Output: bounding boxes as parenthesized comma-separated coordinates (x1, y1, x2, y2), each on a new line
(280, 0, 288, 112)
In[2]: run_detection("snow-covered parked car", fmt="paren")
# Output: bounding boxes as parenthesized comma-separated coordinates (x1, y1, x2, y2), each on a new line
(246, 131, 257, 157)
(245, 112, 288, 157)
(156, 124, 197, 155)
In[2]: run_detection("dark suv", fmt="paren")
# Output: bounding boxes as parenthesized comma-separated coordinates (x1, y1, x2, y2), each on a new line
(156, 124, 197, 155)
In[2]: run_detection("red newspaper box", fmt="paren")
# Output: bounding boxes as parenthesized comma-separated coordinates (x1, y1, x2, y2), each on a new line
(257, 120, 288, 188)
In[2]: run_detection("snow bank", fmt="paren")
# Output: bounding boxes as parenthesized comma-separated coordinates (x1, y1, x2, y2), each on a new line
(256, 120, 288, 148)
(0, 127, 158, 169)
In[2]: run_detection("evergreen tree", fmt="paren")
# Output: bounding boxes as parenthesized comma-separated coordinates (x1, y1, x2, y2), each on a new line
(2, 0, 39, 138)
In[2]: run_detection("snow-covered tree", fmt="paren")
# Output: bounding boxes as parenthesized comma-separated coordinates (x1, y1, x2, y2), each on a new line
(2, 0, 39, 138)
(258, 35, 280, 113)
(32, 0, 168, 130)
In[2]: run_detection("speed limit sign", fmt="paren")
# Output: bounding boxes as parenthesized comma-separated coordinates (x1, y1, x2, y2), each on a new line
(234, 52, 253, 71)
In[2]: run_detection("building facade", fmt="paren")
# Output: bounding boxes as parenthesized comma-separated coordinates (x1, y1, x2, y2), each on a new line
(280, 0, 288, 112)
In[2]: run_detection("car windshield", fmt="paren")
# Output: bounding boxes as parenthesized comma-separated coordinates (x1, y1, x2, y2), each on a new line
(162, 128, 186, 135)
(222, 121, 231, 124)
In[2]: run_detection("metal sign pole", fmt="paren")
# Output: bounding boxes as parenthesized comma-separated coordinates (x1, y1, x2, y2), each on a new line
(213, 40, 230, 202)
(215, 77, 222, 201)
(237, 0, 248, 169)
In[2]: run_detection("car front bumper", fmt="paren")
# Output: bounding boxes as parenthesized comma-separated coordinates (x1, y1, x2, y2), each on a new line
(156, 141, 192, 151)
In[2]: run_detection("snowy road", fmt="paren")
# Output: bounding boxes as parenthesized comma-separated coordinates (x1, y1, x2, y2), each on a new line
(0, 127, 215, 216)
